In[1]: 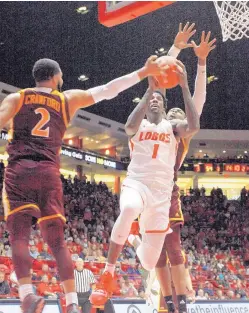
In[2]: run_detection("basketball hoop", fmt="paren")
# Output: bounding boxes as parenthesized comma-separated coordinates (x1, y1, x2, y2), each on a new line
(213, 1, 249, 41)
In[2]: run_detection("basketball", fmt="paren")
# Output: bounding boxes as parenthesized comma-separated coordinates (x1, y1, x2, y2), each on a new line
(155, 56, 179, 89)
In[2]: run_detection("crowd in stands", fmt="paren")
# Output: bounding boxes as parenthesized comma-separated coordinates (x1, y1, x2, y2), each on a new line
(1, 166, 249, 302)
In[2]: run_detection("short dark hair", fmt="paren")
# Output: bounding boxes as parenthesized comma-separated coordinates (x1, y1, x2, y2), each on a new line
(32, 58, 61, 82)
(153, 90, 167, 108)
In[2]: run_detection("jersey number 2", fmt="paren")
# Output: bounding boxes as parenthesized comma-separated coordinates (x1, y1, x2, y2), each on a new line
(31, 108, 50, 137)
(152, 144, 160, 159)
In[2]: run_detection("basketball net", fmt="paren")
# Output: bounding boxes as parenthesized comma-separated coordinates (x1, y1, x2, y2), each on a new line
(213, 1, 249, 41)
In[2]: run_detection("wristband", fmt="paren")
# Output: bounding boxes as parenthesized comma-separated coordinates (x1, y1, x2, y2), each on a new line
(167, 45, 181, 58)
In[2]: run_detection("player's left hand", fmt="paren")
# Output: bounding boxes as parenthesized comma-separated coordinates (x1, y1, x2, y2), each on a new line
(191, 31, 216, 60)
(174, 22, 196, 50)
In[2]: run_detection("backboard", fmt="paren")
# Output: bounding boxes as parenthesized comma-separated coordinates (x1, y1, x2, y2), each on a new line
(98, 1, 175, 27)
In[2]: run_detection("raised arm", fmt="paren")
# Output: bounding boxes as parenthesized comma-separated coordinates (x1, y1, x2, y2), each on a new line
(158, 22, 196, 97)
(171, 62, 200, 138)
(0, 93, 22, 130)
(191, 31, 216, 116)
(167, 22, 196, 58)
(64, 55, 170, 120)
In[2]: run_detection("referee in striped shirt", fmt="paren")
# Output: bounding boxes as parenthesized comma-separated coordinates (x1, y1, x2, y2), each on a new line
(74, 258, 96, 313)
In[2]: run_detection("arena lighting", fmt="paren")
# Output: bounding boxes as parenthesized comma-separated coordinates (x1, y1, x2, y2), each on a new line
(199, 150, 202, 153)
(245, 151, 248, 154)
(132, 97, 141, 104)
(223, 150, 226, 153)
(78, 74, 89, 81)
(96, 140, 99, 143)
(85, 137, 89, 140)
(91, 139, 94, 142)
(105, 149, 110, 155)
(155, 47, 167, 56)
(68, 139, 73, 145)
(76, 6, 89, 14)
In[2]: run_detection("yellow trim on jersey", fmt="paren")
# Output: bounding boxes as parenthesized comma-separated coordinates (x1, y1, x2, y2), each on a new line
(2, 183, 10, 219)
(4, 204, 40, 221)
(52, 90, 68, 127)
(37, 214, 66, 224)
(166, 250, 186, 266)
(169, 207, 184, 222)
(8, 120, 14, 143)
(170, 185, 184, 222)
(15, 89, 25, 114)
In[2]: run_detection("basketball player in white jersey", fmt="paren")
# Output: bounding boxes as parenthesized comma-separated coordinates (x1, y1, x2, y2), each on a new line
(90, 59, 200, 306)
(128, 28, 216, 313)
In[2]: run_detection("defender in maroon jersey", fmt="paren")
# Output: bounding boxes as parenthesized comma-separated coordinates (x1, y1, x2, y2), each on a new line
(0, 56, 172, 313)
(155, 29, 216, 313)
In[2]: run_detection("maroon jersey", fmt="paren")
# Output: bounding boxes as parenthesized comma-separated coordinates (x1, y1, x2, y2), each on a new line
(173, 138, 190, 181)
(7, 88, 70, 167)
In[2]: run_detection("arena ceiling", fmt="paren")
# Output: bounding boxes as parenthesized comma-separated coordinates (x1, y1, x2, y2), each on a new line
(0, 1, 249, 130)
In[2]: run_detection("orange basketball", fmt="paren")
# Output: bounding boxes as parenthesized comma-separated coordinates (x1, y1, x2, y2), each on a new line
(155, 56, 179, 89)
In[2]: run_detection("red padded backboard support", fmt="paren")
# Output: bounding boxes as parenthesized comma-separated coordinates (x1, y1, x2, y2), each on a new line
(98, 1, 175, 27)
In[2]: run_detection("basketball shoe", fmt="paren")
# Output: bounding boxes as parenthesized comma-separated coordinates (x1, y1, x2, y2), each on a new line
(21, 294, 45, 313)
(90, 271, 114, 306)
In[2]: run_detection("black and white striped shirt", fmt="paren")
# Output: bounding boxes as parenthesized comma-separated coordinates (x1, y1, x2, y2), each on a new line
(74, 269, 96, 293)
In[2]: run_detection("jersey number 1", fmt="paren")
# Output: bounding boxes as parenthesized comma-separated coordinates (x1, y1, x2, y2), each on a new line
(31, 108, 50, 137)
(152, 144, 160, 159)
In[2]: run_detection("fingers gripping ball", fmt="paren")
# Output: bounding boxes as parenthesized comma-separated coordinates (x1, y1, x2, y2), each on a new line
(155, 56, 179, 89)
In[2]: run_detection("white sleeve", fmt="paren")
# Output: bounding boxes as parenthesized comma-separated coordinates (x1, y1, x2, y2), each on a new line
(167, 45, 181, 58)
(88, 71, 140, 104)
(192, 64, 207, 116)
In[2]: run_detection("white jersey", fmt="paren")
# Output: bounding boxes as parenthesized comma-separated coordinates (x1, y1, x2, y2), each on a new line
(127, 119, 177, 185)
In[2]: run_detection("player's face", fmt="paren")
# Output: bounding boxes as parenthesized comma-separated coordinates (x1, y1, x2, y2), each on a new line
(148, 92, 164, 115)
(166, 108, 186, 120)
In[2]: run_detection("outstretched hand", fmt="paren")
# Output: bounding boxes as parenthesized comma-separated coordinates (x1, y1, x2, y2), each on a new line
(191, 31, 216, 60)
(144, 55, 168, 77)
(174, 22, 196, 50)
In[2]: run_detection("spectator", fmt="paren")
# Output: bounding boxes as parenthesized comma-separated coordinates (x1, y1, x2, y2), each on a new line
(216, 289, 225, 300)
(74, 258, 96, 313)
(196, 289, 207, 300)
(121, 276, 138, 298)
(227, 290, 235, 300)
(4, 245, 12, 257)
(37, 275, 57, 298)
(203, 282, 214, 297)
(126, 263, 139, 275)
(37, 264, 52, 280)
(50, 277, 63, 294)
(0, 272, 10, 297)
(39, 243, 53, 260)
(29, 245, 39, 259)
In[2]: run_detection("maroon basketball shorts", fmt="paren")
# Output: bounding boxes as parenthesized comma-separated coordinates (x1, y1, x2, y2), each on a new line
(3, 160, 66, 226)
(169, 183, 184, 228)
